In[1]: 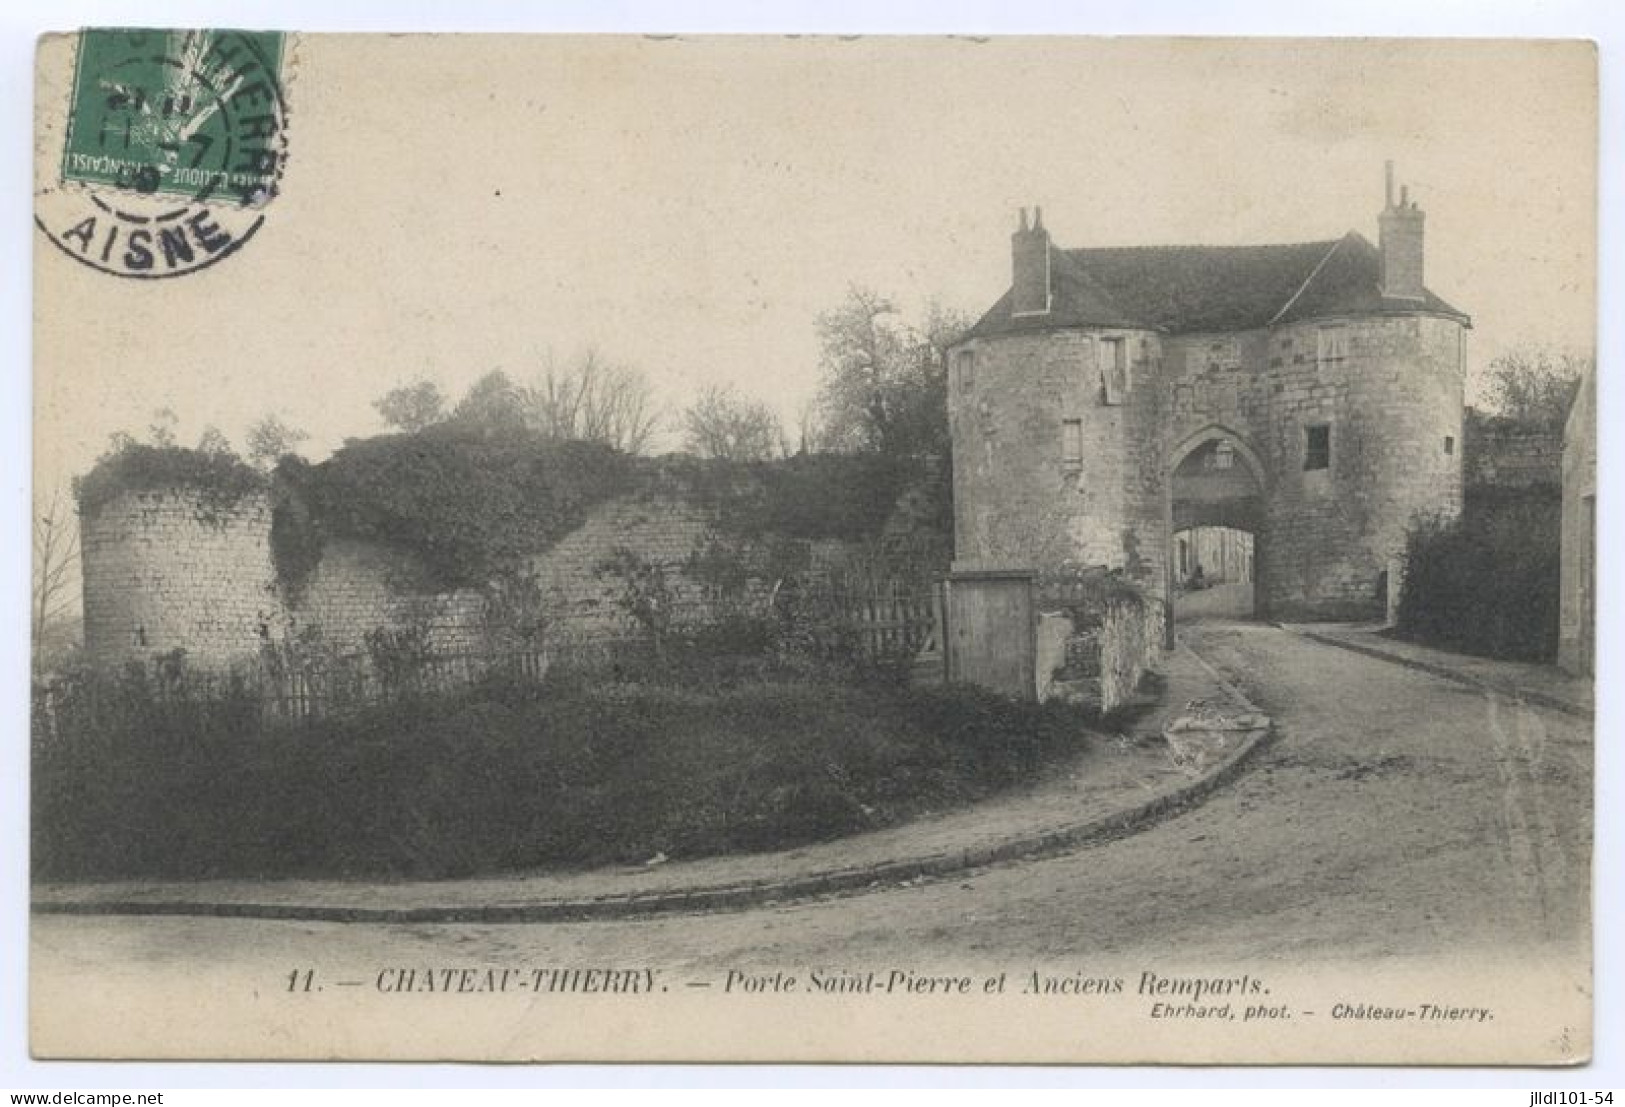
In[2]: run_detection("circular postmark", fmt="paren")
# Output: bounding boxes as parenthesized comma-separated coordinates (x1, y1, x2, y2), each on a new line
(35, 29, 289, 279)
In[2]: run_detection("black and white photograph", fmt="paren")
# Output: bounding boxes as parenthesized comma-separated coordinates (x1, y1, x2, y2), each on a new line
(25, 30, 1599, 1065)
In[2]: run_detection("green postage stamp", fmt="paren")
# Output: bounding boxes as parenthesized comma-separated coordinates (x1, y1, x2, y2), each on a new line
(36, 28, 289, 278)
(62, 29, 285, 203)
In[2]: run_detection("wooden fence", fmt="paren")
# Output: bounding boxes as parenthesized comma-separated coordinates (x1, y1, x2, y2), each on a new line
(32, 645, 553, 741)
(32, 578, 948, 744)
(261, 646, 552, 721)
(835, 583, 940, 662)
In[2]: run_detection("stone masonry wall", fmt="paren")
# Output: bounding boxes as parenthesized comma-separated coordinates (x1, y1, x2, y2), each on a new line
(1465, 419, 1563, 490)
(1035, 594, 1160, 714)
(1098, 594, 1162, 714)
(950, 327, 1166, 597)
(1260, 314, 1459, 619)
(83, 490, 744, 667)
(82, 470, 949, 670)
(1160, 314, 1463, 620)
(1558, 370, 1596, 675)
(953, 310, 1465, 625)
(1163, 329, 1276, 454)
(81, 487, 278, 667)
(527, 491, 717, 640)
(287, 537, 486, 656)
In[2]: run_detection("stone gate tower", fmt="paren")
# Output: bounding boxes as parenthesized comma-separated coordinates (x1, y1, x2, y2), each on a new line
(948, 166, 1469, 623)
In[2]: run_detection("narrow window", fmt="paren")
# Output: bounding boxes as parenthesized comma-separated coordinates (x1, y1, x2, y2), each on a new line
(1062, 419, 1083, 467)
(1212, 441, 1235, 470)
(1317, 325, 1347, 367)
(955, 349, 976, 392)
(1100, 337, 1126, 404)
(1304, 424, 1331, 471)
(1444, 435, 1455, 456)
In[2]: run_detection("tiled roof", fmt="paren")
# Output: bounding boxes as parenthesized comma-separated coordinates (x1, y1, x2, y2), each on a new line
(967, 231, 1468, 338)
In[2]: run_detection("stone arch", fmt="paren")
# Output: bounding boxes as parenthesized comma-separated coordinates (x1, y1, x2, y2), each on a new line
(1168, 424, 1268, 491)
(1165, 424, 1268, 639)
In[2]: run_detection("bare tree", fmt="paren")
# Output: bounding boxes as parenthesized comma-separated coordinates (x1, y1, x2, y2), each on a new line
(245, 414, 310, 470)
(375, 378, 448, 433)
(33, 485, 79, 675)
(683, 384, 785, 461)
(527, 357, 583, 441)
(526, 350, 661, 454)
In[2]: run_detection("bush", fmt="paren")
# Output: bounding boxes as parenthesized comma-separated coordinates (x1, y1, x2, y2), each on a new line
(74, 444, 266, 524)
(1396, 486, 1561, 662)
(711, 452, 937, 542)
(33, 676, 1088, 881)
(272, 429, 635, 591)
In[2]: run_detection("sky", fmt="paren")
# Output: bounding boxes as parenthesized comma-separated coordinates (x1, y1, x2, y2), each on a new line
(34, 35, 1597, 499)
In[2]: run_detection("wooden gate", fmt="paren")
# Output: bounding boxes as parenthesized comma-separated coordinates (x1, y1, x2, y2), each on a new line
(942, 570, 1036, 701)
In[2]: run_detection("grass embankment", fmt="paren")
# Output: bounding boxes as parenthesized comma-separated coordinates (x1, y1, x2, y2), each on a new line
(33, 677, 1088, 881)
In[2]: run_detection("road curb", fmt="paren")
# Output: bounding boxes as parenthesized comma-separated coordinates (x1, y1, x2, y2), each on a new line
(33, 648, 1275, 926)
(1290, 630, 1591, 721)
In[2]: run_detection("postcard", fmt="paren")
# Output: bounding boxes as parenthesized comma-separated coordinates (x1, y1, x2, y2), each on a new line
(30, 32, 1596, 1063)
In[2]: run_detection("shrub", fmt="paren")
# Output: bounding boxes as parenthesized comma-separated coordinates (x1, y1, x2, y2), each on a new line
(33, 677, 1089, 881)
(74, 444, 266, 524)
(478, 566, 549, 652)
(712, 452, 935, 542)
(272, 428, 635, 590)
(1397, 486, 1561, 662)
(595, 547, 678, 660)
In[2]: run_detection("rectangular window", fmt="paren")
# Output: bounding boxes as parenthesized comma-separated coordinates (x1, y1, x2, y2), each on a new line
(1317, 325, 1347, 367)
(1304, 424, 1331, 471)
(1206, 339, 1240, 371)
(1444, 435, 1455, 456)
(1062, 419, 1083, 467)
(1100, 338, 1126, 405)
(955, 349, 976, 392)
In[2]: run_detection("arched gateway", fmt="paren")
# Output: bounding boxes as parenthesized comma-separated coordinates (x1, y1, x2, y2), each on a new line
(947, 167, 1467, 634)
(1166, 427, 1267, 638)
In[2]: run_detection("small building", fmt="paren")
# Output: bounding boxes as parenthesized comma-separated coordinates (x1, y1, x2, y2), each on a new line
(1558, 367, 1596, 675)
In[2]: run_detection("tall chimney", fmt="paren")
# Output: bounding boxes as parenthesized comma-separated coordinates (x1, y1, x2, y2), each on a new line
(1011, 205, 1051, 316)
(1379, 161, 1426, 301)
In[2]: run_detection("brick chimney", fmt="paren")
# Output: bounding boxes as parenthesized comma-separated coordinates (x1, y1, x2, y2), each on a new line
(1378, 161, 1426, 301)
(1011, 206, 1051, 316)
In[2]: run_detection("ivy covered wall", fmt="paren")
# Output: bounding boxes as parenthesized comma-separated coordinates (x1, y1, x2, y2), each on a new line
(76, 433, 951, 668)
